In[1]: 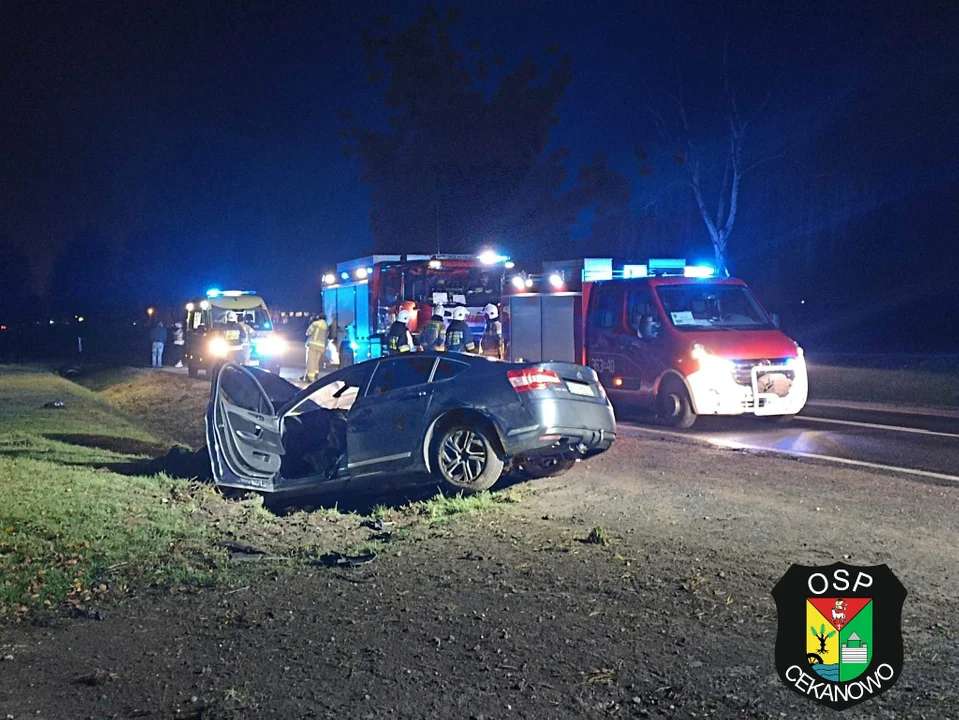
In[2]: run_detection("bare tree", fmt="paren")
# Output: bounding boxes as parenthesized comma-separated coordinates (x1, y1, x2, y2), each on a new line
(642, 49, 781, 275)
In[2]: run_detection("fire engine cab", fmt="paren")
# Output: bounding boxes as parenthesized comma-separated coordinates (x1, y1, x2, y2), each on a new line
(321, 251, 512, 364)
(504, 258, 808, 428)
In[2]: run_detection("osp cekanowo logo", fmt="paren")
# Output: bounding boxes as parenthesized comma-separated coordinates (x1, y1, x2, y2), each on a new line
(771, 562, 907, 711)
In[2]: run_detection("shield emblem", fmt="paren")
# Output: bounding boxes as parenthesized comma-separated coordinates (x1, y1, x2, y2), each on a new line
(772, 562, 906, 711)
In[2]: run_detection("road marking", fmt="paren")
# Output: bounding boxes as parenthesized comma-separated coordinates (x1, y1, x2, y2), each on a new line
(796, 415, 959, 439)
(617, 423, 959, 485)
(805, 399, 959, 419)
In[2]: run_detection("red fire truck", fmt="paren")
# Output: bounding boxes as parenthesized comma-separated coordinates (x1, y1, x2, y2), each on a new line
(503, 258, 808, 428)
(321, 251, 513, 364)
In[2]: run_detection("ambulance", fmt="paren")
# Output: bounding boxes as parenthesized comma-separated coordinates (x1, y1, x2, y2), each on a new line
(182, 290, 287, 377)
(503, 258, 807, 428)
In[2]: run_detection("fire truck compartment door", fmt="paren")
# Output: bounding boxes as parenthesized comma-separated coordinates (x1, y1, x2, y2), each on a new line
(508, 294, 578, 363)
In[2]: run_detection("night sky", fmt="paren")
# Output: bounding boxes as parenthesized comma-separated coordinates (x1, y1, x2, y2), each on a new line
(2, 1, 957, 348)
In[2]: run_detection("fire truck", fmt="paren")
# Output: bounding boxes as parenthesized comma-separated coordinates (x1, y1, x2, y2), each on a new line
(503, 258, 808, 428)
(320, 251, 513, 364)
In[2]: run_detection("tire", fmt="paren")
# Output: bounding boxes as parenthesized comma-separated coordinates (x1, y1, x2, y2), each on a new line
(658, 379, 697, 429)
(187, 364, 199, 378)
(522, 457, 576, 479)
(432, 425, 504, 493)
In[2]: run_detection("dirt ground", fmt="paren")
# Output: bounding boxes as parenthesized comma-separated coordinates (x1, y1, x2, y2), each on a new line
(2, 429, 957, 719)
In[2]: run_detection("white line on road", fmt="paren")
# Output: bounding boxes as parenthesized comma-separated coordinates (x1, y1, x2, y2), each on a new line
(618, 423, 959, 485)
(795, 415, 959, 439)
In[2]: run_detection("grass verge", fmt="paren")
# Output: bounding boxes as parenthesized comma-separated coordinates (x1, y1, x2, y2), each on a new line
(0, 366, 521, 621)
(807, 364, 959, 408)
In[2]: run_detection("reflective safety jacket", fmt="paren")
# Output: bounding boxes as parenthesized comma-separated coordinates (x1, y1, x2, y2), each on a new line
(418, 318, 446, 351)
(480, 319, 504, 359)
(445, 319, 476, 353)
(387, 320, 414, 354)
(306, 319, 329, 347)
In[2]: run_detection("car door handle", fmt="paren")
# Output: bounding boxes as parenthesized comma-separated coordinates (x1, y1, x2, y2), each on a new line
(236, 429, 262, 441)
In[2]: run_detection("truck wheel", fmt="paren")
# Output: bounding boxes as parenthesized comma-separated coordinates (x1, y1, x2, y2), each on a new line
(187, 364, 199, 379)
(658, 379, 696, 429)
(522, 457, 576, 479)
(432, 425, 504, 493)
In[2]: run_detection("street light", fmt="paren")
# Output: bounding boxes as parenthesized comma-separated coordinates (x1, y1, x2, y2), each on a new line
(147, 307, 155, 317)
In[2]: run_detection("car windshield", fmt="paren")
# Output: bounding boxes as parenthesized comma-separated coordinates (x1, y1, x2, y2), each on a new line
(655, 284, 774, 331)
(210, 307, 272, 330)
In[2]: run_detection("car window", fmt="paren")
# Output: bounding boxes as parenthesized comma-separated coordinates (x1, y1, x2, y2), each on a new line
(432, 358, 469, 382)
(218, 365, 273, 415)
(286, 363, 375, 414)
(366, 357, 436, 396)
(248, 368, 300, 407)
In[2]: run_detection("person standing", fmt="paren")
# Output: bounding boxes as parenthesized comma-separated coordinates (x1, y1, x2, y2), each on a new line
(150, 322, 167, 368)
(445, 306, 476, 354)
(387, 309, 414, 355)
(418, 306, 446, 351)
(304, 313, 329, 382)
(480, 303, 504, 359)
(172, 322, 185, 368)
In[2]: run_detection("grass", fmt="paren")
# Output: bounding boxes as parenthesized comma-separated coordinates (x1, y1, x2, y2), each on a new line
(0, 366, 522, 621)
(807, 364, 959, 408)
(408, 488, 522, 523)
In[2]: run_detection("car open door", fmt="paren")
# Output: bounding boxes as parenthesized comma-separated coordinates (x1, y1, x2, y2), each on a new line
(207, 363, 284, 491)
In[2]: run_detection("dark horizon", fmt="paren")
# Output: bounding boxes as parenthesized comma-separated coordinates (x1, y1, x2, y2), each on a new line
(2, 1, 958, 351)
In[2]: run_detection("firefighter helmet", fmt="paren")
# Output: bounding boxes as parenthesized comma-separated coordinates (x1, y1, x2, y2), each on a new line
(483, 303, 499, 320)
(452, 306, 469, 321)
(396, 309, 411, 324)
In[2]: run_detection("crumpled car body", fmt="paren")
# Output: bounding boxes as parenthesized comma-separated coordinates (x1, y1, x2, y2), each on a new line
(206, 353, 616, 496)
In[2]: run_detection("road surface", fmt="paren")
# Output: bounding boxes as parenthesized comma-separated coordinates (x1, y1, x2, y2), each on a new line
(161, 361, 958, 481)
(617, 401, 959, 483)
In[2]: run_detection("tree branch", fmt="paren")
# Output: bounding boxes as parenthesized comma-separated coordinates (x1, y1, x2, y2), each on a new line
(742, 153, 785, 176)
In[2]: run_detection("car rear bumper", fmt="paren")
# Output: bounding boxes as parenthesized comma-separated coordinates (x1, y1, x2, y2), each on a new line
(505, 397, 617, 458)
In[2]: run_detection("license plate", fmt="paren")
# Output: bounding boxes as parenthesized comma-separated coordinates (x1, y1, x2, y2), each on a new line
(567, 381, 595, 397)
(225, 330, 240, 340)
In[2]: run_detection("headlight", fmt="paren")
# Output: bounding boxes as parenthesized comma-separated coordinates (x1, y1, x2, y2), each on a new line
(690, 343, 734, 374)
(209, 337, 229, 357)
(255, 336, 287, 356)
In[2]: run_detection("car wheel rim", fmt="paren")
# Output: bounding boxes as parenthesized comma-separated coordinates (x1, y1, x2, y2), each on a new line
(665, 393, 682, 418)
(440, 429, 488, 484)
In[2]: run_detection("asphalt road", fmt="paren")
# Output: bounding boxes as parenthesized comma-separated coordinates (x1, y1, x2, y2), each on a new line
(161, 361, 959, 481)
(617, 401, 959, 483)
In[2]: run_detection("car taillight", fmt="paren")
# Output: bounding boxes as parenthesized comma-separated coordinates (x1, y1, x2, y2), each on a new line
(507, 367, 562, 392)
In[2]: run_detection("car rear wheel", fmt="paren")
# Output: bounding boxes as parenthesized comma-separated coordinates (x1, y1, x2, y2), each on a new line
(522, 457, 576, 479)
(659, 379, 696, 429)
(433, 426, 504, 493)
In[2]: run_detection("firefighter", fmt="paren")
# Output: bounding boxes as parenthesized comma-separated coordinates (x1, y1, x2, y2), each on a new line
(418, 306, 446, 352)
(224, 311, 252, 365)
(304, 313, 329, 381)
(480, 303, 504, 359)
(387, 309, 415, 354)
(445, 306, 476, 354)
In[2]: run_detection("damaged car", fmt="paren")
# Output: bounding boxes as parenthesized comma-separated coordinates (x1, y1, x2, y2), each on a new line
(206, 354, 616, 496)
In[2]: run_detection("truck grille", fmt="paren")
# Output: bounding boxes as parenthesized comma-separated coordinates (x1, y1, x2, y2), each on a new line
(731, 358, 793, 386)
